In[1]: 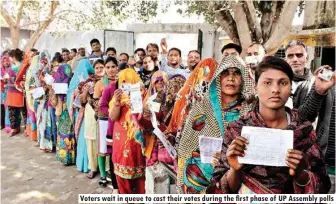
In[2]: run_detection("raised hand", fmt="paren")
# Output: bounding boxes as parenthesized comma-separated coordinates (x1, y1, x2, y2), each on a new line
(314, 65, 335, 95)
(160, 38, 168, 54)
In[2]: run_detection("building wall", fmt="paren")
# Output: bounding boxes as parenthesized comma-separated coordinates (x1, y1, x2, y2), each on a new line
(1, 27, 31, 51)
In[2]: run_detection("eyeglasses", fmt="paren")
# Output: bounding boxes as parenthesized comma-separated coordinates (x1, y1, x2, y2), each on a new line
(286, 53, 304, 59)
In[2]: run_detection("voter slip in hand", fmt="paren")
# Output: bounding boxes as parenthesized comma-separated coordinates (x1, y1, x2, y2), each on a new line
(30, 87, 45, 99)
(44, 73, 55, 85)
(52, 83, 68, 94)
(199, 136, 223, 163)
(238, 126, 293, 167)
(130, 83, 143, 114)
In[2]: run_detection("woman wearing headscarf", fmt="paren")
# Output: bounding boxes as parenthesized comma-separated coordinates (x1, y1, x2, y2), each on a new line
(212, 56, 331, 194)
(28, 52, 54, 152)
(92, 57, 118, 187)
(50, 61, 74, 165)
(98, 57, 119, 191)
(1, 54, 12, 132)
(134, 71, 170, 194)
(109, 68, 146, 194)
(24, 55, 39, 142)
(67, 59, 94, 173)
(175, 56, 251, 194)
(6, 49, 26, 137)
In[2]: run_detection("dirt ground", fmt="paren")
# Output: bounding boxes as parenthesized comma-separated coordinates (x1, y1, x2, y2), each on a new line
(1, 129, 114, 204)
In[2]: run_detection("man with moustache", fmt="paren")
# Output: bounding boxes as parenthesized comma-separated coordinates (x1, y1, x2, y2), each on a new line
(186, 50, 201, 71)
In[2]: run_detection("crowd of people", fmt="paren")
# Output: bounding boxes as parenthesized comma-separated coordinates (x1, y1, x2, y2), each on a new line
(0, 37, 335, 195)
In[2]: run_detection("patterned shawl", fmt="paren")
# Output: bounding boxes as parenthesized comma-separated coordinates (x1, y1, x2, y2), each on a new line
(176, 55, 252, 194)
(24, 55, 39, 110)
(213, 107, 331, 194)
(166, 58, 218, 135)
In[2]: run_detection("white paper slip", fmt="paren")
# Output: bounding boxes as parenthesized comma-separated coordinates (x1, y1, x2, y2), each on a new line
(238, 126, 293, 167)
(199, 136, 223, 163)
(121, 83, 131, 95)
(153, 128, 177, 158)
(73, 94, 82, 108)
(130, 83, 143, 114)
(88, 82, 94, 95)
(30, 87, 45, 99)
(318, 69, 333, 81)
(52, 83, 68, 94)
(44, 73, 55, 85)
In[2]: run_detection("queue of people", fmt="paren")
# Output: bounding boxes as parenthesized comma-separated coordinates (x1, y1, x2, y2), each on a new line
(0, 37, 335, 195)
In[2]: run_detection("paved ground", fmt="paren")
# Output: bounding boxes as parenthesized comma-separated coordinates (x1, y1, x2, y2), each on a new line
(1, 129, 113, 204)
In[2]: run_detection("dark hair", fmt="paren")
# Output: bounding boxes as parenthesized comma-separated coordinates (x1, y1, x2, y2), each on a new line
(70, 48, 77, 53)
(248, 42, 266, 54)
(54, 52, 61, 57)
(119, 53, 129, 61)
(52, 55, 63, 63)
(143, 55, 154, 61)
(90, 38, 100, 46)
(118, 62, 129, 71)
(2, 49, 10, 56)
(284, 40, 307, 53)
(61, 48, 70, 53)
(146, 43, 159, 52)
(188, 50, 201, 56)
(134, 48, 146, 54)
(93, 59, 104, 68)
(8, 48, 24, 61)
(105, 56, 118, 66)
(255, 56, 294, 84)
(30, 48, 38, 53)
(168, 47, 182, 57)
(106, 47, 117, 54)
(221, 43, 242, 54)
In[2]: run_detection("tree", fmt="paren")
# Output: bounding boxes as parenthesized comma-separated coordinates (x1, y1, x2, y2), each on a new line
(1, 1, 59, 51)
(176, 0, 335, 55)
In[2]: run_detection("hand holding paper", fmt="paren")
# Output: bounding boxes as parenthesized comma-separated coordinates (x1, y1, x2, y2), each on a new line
(30, 87, 45, 99)
(237, 126, 293, 167)
(44, 73, 55, 85)
(130, 83, 143, 114)
(199, 136, 223, 164)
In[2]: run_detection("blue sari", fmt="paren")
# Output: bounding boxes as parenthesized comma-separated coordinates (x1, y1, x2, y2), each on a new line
(67, 59, 94, 172)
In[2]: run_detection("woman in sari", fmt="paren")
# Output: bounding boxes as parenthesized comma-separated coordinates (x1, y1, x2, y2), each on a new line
(67, 59, 94, 173)
(175, 56, 251, 194)
(98, 57, 119, 191)
(1, 55, 11, 132)
(28, 52, 54, 152)
(109, 68, 146, 194)
(50, 58, 75, 165)
(212, 56, 331, 194)
(24, 55, 39, 142)
(6, 49, 26, 137)
(93, 57, 118, 187)
(134, 71, 170, 194)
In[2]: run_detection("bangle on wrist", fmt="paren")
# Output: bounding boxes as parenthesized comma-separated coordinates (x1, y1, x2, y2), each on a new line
(294, 170, 311, 187)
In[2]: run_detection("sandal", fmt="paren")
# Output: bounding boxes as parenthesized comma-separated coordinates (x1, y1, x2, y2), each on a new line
(99, 177, 107, 187)
(87, 171, 97, 179)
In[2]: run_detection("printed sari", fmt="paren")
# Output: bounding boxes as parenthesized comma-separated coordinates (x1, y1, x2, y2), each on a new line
(51, 63, 75, 165)
(24, 56, 39, 141)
